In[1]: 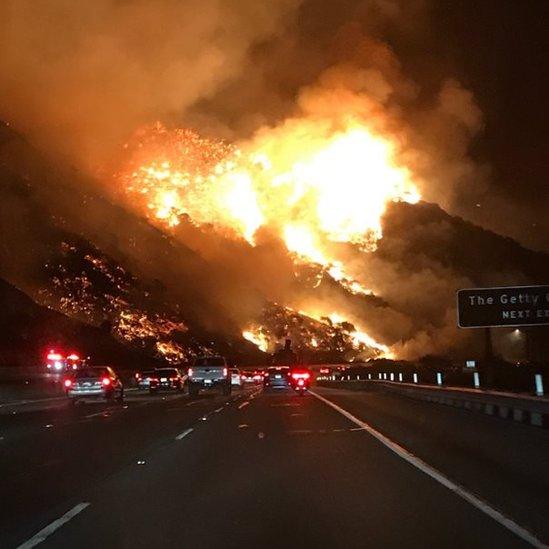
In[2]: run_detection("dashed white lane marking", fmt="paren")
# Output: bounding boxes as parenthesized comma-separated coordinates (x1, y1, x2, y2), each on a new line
(16, 502, 90, 549)
(214, 407, 224, 413)
(84, 411, 111, 419)
(238, 401, 250, 410)
(186, 400, 201, 406)
(175, 427, 194, 441)
(311, 390, 548, 549)
(0, 396, 67, 409)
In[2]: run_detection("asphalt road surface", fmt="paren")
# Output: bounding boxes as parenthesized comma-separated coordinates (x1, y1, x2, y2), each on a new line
(1, 384, 548, 548)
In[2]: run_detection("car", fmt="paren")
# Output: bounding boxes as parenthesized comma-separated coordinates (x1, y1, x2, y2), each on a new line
(149, 368, 185, 393)
(230, 367, 242, 386)
(240, 371, 255, 384)
(64, 366, 124, 404)
(263, 366, 290, 389)
(135, 369, 156, 390)
(187, 356, 231, 397)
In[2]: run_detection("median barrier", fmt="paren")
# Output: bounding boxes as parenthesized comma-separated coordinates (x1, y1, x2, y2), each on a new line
(317, 379, 549, 428)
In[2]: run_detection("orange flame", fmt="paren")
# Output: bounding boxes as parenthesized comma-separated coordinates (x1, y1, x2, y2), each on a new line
(116, 117, 421, 356)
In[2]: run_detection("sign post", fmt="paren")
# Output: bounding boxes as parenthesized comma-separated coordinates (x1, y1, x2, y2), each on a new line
(457, 285, 549, 329)
(457, 285, 549, 388)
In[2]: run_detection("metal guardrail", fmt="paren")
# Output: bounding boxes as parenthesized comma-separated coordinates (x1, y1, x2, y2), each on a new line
(317, 379, 549, 428)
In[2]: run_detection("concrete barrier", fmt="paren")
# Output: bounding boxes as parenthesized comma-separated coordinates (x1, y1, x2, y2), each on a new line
(317, 379, 549, 429)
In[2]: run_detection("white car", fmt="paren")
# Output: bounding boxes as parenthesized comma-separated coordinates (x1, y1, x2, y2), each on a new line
(230, 368, 242, 386)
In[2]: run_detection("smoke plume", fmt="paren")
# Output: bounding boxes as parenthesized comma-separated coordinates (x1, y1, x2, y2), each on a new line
(0, 0, 300, 167)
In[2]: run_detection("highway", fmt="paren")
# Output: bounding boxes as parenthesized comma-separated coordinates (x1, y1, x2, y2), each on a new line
(1, 385, 548, 548)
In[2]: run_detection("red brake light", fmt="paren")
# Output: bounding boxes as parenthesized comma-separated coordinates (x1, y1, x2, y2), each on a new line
(102, 377, 111, 386)
(64, 379, 72, 388)
(223, 368, 228, 377)
(135, 373, 141, 379)
(47, 352, 62, 361)
(188, 368, 193, 377)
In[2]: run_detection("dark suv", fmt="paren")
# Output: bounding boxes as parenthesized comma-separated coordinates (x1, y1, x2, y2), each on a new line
(263, 367, 290, 389)
(149, 368, 185, 393)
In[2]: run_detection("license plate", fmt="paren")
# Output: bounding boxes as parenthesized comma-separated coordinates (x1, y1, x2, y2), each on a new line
(275, 375, 282, 379)
(204, 380, 212, 384)
(161, 377, 167, 382)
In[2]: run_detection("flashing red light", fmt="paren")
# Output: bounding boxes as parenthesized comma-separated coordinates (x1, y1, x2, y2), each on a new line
(47, 352, 62, 361)
(64, 379, 72, 388)
(102, 377, 111, 386)
(291, 372, 310, 380)
(67, 353, 80, 361)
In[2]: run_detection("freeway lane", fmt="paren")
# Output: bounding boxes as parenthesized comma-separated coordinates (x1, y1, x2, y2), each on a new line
(6, 388, 543, 548)
(314, 386, 549, 543)
(0, 387, 255, 547)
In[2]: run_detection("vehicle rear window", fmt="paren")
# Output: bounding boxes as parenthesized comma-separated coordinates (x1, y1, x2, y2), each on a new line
(76, 368, 108, 378)
(194, 357, 225, 366)
(141, 370, 155, 376)
(267, 367, 289, 374)
(155, 369, 178, 376)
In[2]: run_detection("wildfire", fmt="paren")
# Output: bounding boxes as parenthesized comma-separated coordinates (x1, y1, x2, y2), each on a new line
(119, 120, 418, 250)
(116, 116, 420, 358)
(242, 326, 270, 352)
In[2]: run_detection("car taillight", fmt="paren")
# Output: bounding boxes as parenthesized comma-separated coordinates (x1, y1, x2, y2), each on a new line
(188, 368, 193, 377)
(102, 377, 111, 386)
(64, 379, 72, 388)
(223, 368, 228, 377)
(135, 373, 141, 379)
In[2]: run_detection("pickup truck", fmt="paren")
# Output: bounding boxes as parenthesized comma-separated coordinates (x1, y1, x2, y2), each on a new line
(187, 356, 231, 397)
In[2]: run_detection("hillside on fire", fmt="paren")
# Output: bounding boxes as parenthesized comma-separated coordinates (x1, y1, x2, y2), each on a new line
(1, 119, 548, 367)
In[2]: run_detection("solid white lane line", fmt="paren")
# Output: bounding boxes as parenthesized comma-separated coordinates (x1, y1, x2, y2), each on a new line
(311, 390, 547, 549)
(175, 427, 193, 440)
(238, 401, 250, 410)
(17, 502, 90, 549)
